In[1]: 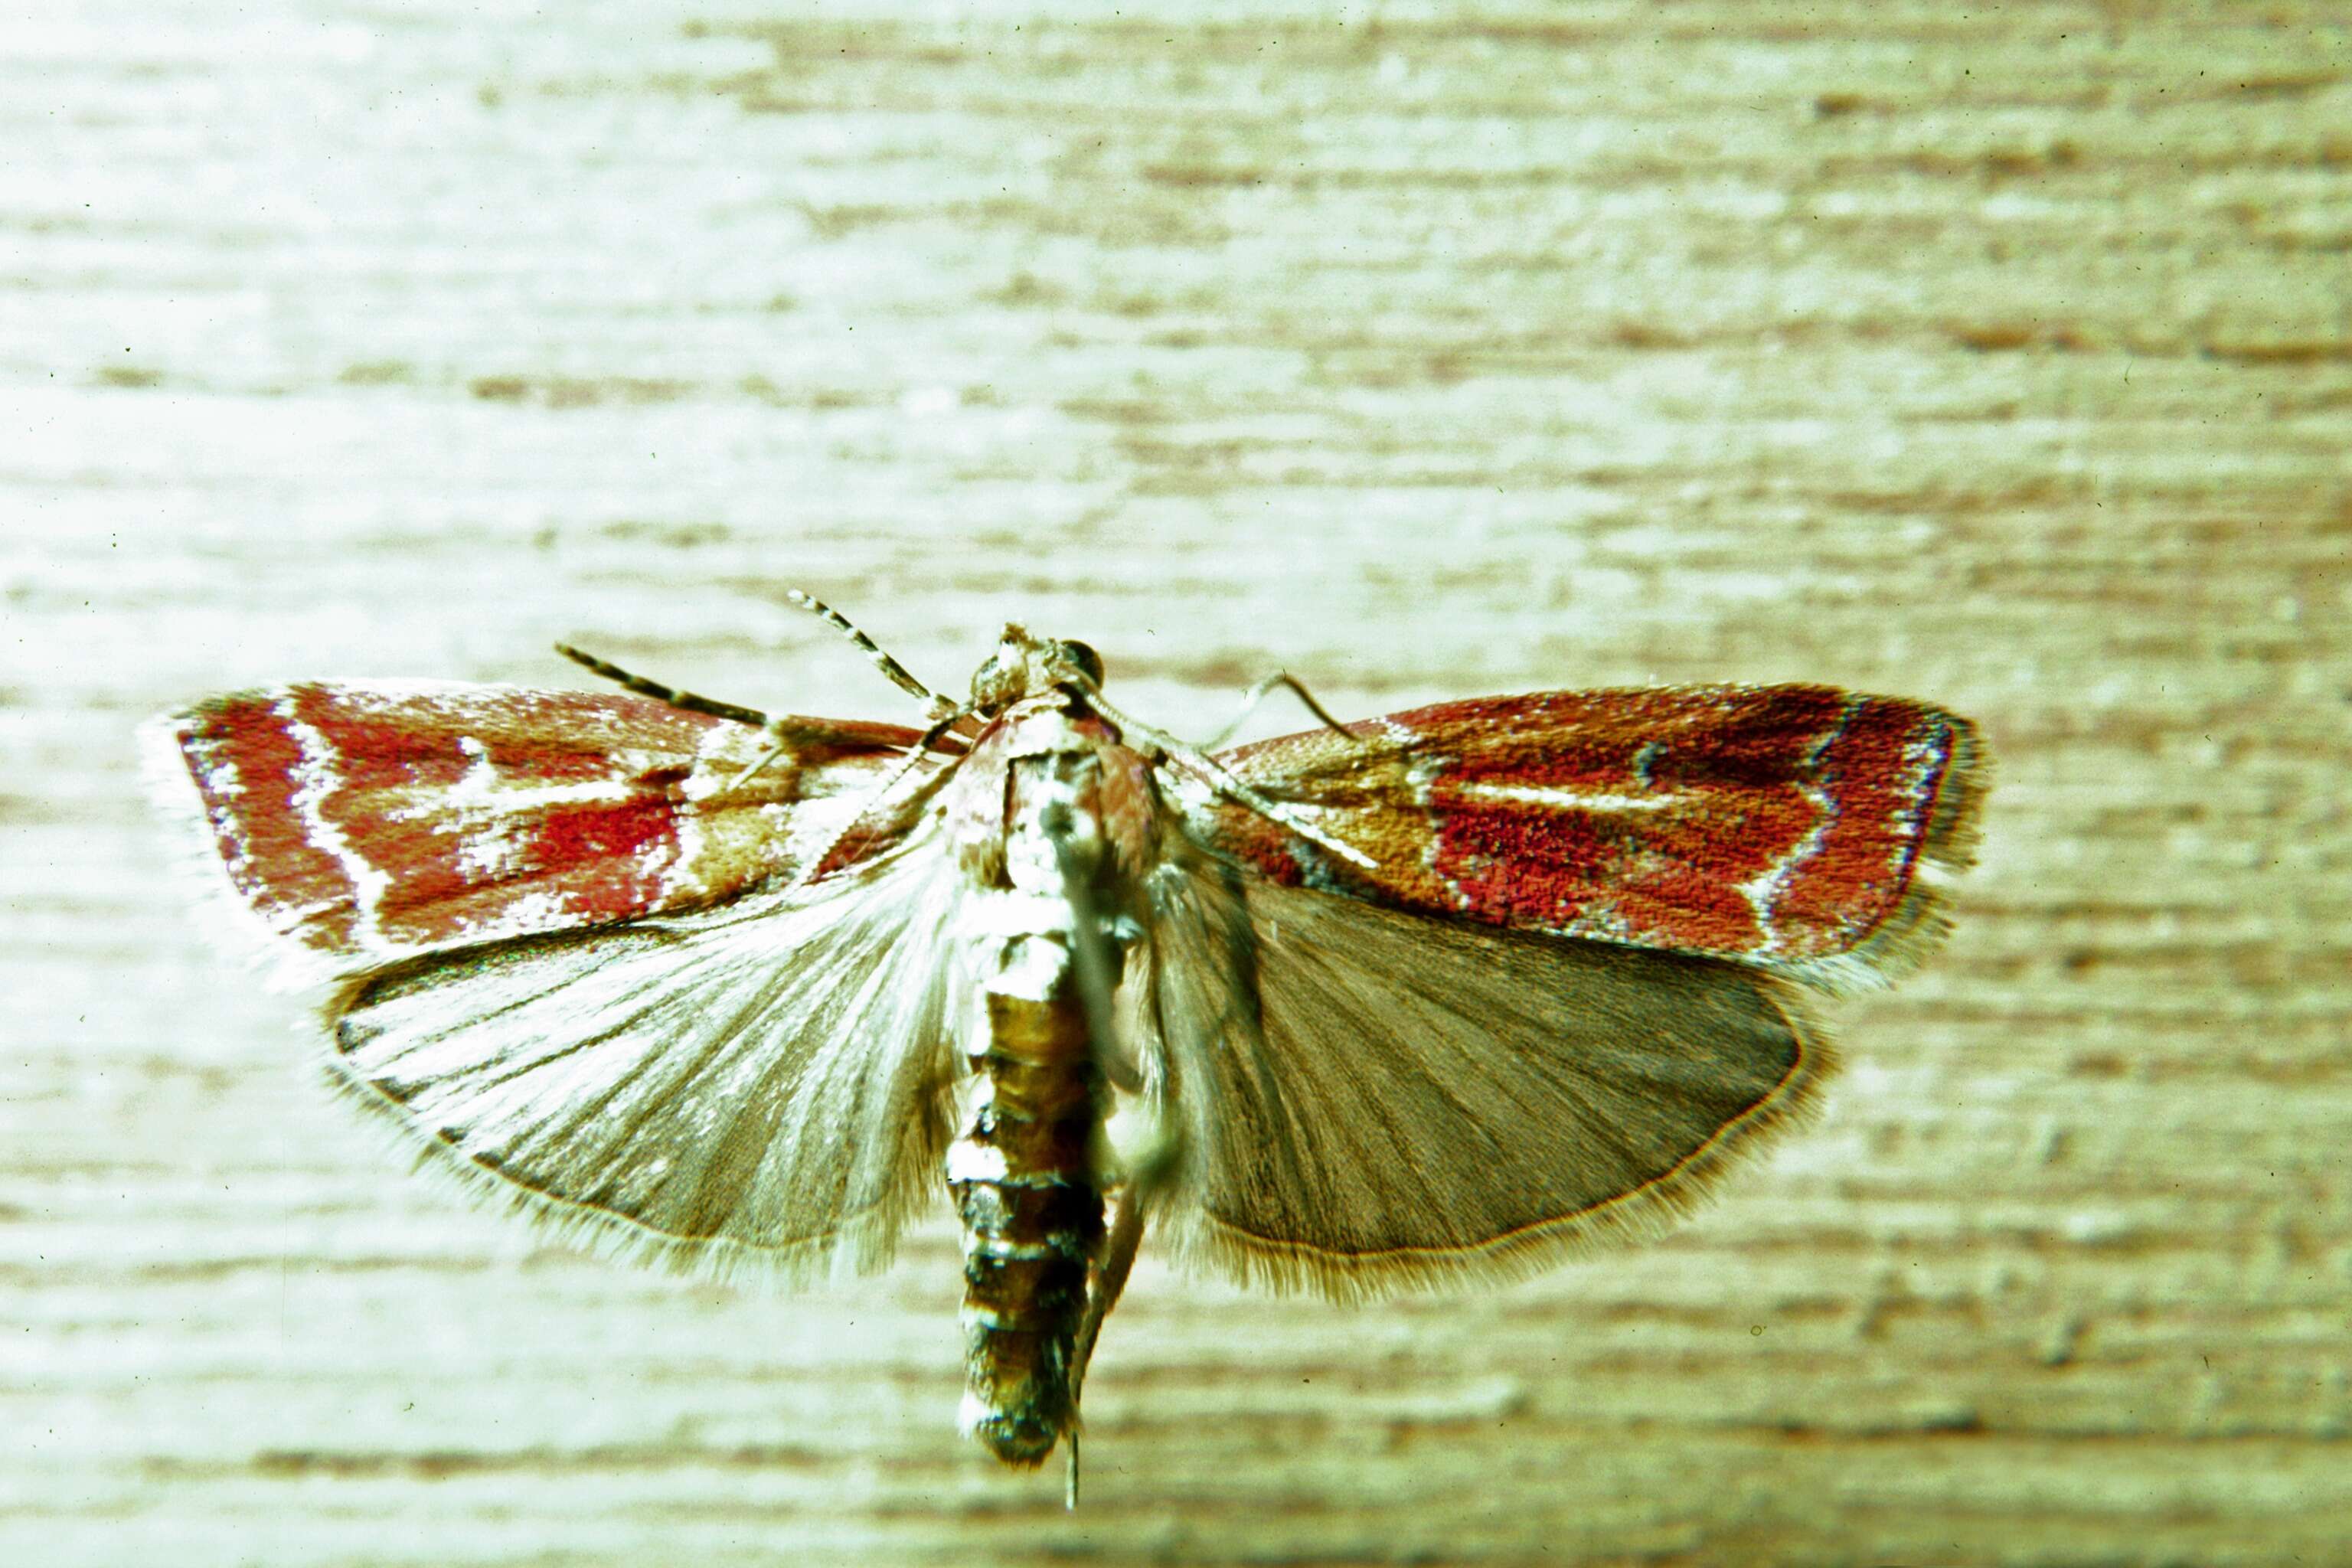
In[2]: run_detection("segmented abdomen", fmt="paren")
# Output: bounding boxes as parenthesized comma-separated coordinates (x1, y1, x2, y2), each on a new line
(949, 940, 1103, 1466)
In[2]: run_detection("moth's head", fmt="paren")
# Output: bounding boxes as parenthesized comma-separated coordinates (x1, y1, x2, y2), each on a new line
(969, 624, 1106, 712)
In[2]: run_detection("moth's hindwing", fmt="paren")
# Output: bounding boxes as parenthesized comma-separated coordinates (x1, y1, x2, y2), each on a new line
(1132, 857, 1830, 1299)
(328, 835, 969, 1282)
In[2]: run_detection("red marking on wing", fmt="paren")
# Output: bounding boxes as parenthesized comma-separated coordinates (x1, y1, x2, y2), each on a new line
(155, 681, 926, 965)
(1198, 684, 1980, 973)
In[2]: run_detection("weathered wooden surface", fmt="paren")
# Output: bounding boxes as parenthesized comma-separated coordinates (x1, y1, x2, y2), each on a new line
(5, 2, 2348, 1563)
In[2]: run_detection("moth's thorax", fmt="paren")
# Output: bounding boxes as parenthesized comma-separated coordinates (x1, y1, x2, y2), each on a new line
(941, 694, 1163, 897)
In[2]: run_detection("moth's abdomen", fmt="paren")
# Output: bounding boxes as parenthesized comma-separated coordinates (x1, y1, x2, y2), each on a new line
(950, 941, 1103, 1467)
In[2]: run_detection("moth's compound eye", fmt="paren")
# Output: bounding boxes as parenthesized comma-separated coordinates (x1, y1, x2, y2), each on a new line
(1057, 641, 1104, 688)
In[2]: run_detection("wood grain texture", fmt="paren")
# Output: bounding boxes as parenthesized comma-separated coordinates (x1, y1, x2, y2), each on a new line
(5, 1, 2347, 1563)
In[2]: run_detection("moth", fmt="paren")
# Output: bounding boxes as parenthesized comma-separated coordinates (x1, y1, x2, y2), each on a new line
(143, 593, 1984, 1504)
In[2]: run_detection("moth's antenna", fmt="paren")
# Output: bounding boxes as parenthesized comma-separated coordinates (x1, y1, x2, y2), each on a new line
(554, 645, 772, 729)
(782, 589, 959, 721)
(558, 642, 967, 795)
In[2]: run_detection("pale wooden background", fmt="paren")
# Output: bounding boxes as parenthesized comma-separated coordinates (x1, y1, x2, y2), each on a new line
(5, 2, 2348, 1563)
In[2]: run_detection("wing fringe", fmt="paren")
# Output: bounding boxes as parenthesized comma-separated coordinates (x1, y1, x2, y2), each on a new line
(1773, 714, 1990, 996)
(136, 707, 351, 993)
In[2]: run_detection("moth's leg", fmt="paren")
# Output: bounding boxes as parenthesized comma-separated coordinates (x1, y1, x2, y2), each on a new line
(1062, 1176, 1145, 1512)
(1041, 796, 1148, 1511)
(1197, 670, 1361, 752)
(1168, 736, 1374, 867)
(724, 703, 965, 792)
(1040, 802, 1123, 1062)
(779, 588, 960, 721)
(792, 708, 972, 878)
(1075, 1179, 1147, 1398)
(1077, 687, 1376, 870)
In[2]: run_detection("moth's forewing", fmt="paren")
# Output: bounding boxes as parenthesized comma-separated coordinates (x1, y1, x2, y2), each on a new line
(141, 681, 929, 980)
(1198, 684, 1984, 990)
(328, 835, 969, 1281)
(1132, 860, 1827, 1299)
